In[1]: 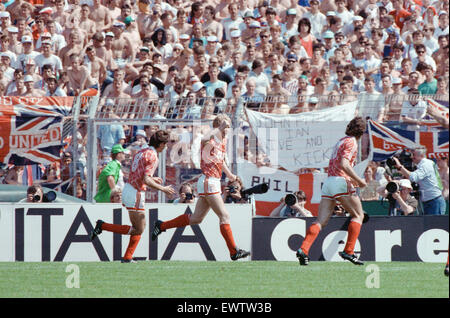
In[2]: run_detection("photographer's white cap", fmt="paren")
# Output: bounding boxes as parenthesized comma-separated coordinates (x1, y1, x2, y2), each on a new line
(399, 179, 412, 189)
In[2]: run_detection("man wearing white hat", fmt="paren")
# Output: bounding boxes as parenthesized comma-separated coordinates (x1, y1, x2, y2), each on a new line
(377, 179, 417, 216)
(230, 29, 246, 55)
(22, 75, 45, 97)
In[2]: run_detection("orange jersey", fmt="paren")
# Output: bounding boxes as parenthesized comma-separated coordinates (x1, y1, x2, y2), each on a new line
(128, 147, 159, 191)
(327, 136, 358, 181)
(200, 135, 227, 179)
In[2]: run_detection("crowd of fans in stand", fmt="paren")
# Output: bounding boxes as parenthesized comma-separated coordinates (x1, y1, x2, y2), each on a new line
(0, 0, 448, 207)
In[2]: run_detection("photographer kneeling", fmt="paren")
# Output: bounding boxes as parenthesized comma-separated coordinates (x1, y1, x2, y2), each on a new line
(377, 179, 417, 216)
(270, 190, 313, 217)
(173, 182, 196, 204)
(223, 177, 247, 204)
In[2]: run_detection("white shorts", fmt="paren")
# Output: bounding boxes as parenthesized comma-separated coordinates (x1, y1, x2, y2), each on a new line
(321, 176, 355, 200)
(197, 175, 221, 197)
(122, 183, 145, 212)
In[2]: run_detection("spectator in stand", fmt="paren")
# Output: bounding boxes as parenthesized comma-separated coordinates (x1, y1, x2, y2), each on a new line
(418, 64, 438, 95)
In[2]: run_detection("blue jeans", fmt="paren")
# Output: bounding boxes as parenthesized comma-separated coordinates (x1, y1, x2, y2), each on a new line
(422, 195, 446, 215)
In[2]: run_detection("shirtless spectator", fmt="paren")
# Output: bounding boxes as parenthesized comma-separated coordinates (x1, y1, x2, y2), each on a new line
(84, 46, 106, 91)
(79, 4, 97, 41)
(67, 54, 95, 96)
(22, 75, 45, 96)
(103, 70, 131, 99)
(8, 77, 26, 96)
(53, 0, 71, 29)
(59, 30, 84, 68)
(111, 21, 135, 69)
(89, 0, 113, 33)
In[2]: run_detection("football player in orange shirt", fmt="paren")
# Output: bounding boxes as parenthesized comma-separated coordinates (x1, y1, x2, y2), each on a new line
(296, 117, 367, 266)
(91, 130, 176, 263)
(151, 114, 251, 261)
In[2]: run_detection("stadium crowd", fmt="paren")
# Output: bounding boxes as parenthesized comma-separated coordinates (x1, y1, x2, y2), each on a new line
(0, 0, 448, 212)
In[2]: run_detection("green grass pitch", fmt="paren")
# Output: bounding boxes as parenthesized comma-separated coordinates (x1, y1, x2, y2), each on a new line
(0, 261, 448, 298)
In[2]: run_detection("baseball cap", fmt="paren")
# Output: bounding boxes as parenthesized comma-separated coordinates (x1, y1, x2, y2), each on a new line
(399, 179, 412, 189)
(326, 11, 336, 17)
(24, 75, 34, 82)
(111, 144, 129, 154)
(39, 7, 53, 15)
(105, 32, 115, 37)
(207, 35, 218, 42)
(135, 129, 147, 138)
(22, 35, 33, 43)
(140, 46, 150, 52)
(25, 57, 35, 65)
(41, 39, 52, 45)
(41, 32, 52, 38)
(322, 30, 334, 39)
(249, 21, 261, 28)
(113, 21, 126, 28)
(392, 77, 402, 85)
(0, 11, 10, 18)
(243, 10, 254, 19)
(124, 15, 135, 25)
(287, 53, 298, 61)
(179, 34, 190, 40)
(308, 96, 319, 104)
(7, 26, 18, 33)
(173, 43, 184, 50)
(192, 81, 205, 92)
(286, 8, 297, 16)
(230, 30, 241, 38)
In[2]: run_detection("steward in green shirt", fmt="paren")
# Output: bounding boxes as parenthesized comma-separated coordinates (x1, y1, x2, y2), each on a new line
(94, 144, 128, 202)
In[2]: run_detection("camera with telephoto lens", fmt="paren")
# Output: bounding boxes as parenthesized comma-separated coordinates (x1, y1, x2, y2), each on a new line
(284, 193, 298, 207)
(185, 192, 193, 200)
(386, 149, 414, 172)
(33, 190, 57, 203)
(240, 183, 269, 201)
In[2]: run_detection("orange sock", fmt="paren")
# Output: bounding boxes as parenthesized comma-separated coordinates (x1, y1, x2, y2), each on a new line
(123, 235, 141, 260)
(220, 223, 237, 255)
(101, 223, 131, 235)
(344, 220, 362, 255)
(301, 223, 321, 255)
(160, 214, 190, 231)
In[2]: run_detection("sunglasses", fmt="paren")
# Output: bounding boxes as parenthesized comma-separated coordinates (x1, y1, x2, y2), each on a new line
(417, 50, 425, 54)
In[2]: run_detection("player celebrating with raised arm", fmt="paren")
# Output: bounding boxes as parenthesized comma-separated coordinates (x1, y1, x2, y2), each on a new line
(151, 114, 251, 261)
(91, 130, 176, 263)
(296, 117, 368, 266)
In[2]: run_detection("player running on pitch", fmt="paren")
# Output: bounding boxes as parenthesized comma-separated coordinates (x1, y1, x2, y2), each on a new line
(296, 116, 367, 266)
(91, 130, 176, 262)
(151, 114, 250, 260)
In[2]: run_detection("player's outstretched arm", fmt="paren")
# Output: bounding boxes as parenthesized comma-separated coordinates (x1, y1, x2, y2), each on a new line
(144, 175, 175, 196)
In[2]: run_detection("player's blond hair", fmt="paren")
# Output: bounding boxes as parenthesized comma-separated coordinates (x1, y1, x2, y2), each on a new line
(212, 114, 231, 128)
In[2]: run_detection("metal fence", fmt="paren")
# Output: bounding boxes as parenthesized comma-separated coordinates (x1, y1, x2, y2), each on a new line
(60, 93, 449, 202)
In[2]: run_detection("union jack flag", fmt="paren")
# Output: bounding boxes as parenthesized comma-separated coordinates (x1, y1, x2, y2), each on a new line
(368, 120, 449, 162)
(0, 97, 73, 166)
